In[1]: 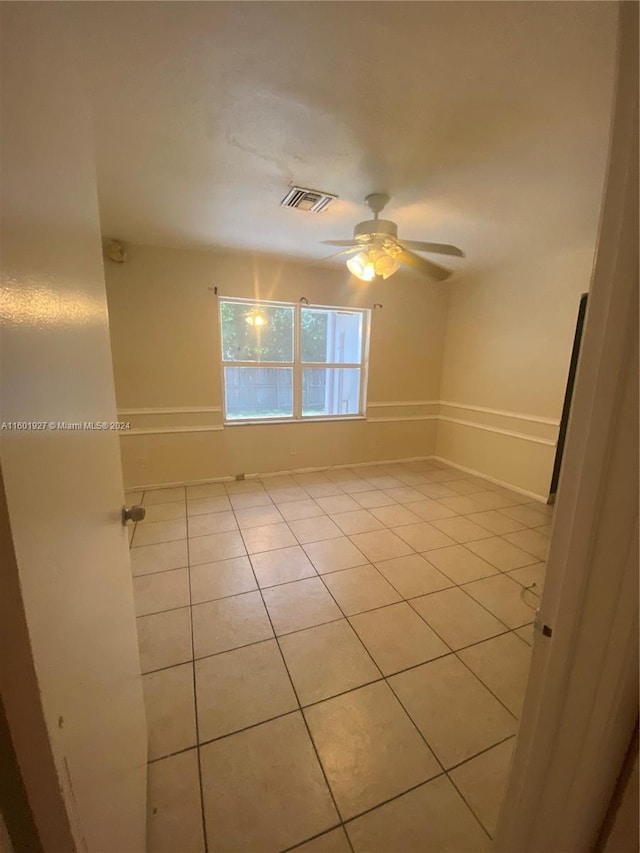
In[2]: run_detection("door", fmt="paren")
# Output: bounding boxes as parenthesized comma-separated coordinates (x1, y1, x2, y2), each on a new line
(0, 5, 147, 851)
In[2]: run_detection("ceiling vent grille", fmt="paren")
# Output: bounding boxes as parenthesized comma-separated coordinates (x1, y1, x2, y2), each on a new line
(281, 186, 337, 213)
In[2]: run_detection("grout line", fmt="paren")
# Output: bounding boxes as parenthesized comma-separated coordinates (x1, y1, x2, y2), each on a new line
(231, 505, 349, 835)
(184, 490, 209, 853)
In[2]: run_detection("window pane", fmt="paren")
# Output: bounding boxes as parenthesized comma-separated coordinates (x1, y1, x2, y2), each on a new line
(221, 302, 294, 362)
(301, 308, 363, 364)
(302, 368, 361, 417)
(224, 367, 293, 420)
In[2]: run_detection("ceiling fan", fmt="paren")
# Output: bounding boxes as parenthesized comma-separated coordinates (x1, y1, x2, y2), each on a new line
(322, 193, 464, 282)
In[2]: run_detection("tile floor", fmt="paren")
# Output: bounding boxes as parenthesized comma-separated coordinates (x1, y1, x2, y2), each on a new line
(127, 460, 551, 853)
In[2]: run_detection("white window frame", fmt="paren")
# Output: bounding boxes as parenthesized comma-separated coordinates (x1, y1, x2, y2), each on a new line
(218, 296, 370, 424)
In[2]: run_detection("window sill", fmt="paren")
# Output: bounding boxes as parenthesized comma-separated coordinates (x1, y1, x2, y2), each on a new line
(223, 415, 367, 427)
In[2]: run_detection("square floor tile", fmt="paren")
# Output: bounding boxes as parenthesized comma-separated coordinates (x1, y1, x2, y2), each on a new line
(133, 519, 186, 547)
(304, 482, 345, 499)
(503, 529, 550, 561)
(133, 567, 190, 616)
(140, 501, 186, 524)
(187, 511, 237, 538)
(277, 499, 325, 521)
(365, 475, 404, 490)
(446, 479, 488, 495)
(305, 681, 439, 819)
(349, 530, 413, 562)
(383, 486, 426, 504)
(322, 565, 401, 615)
(250, 545, 316, 587)
(409, 499, 458, 522)
(279, 619, 381, 706)
(315, 494, 362, 514)
(467, 491, 517, 511)
(466, 510, 526, 535)
(466, 536, 538, 571)
(501, 504, 550, 527)
(189, 530, 246, 565)
(340, 478, 373, 494)
(241, 522, 297, 554)
(266, 486, 309, 503)
(416, 483, 457, 500)
(389, 655, 516, 768)
(187, 495, 232, 516)
(462, 574, 534, 628)
(508, 562, 546, 590)
(192, 592, 273, 657)
(515, 623, 535, 645)
(304, 537, 369, 575)
(411, 587, 507, 650)
(262, 577, 342, 635)
(130, 540, 188, 577)
(430, 516, 494, 544)
(289, 516, 343, 544)
(196, 639, 297, 741)
(375, 554, 454, 599)
(225, 479, 266, 495)
(330, 510, 385, 535)
(450, 738, 515, 837)
(438, 496, 487, 515)
(137, 607, 192, 673)
(189, 556, 257, 604)
(201, 712, 338, 852)
(458, 633, 532, 717)
(235, 505, 284, 529)
(142, 663, 196, 760)
(147, 750, 205, 853)
(352, 490, 398, 509)
(143, 487, 186, 506)
(350, 603, 449, 675)
(228, 491, 274, 510)
(292, 827, 351, 853)
(394, 522, 456, 552)
(186, 482, 226, 499)
(369, 504, 422, 527)
(346, 774, 490, 853)
(424, 545, 498, 584)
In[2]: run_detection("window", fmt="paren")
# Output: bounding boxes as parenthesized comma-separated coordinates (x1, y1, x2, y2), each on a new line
(219, 297, 370, 422)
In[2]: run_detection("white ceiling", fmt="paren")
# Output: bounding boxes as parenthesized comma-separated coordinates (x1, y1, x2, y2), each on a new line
(72, 2, 618, 272)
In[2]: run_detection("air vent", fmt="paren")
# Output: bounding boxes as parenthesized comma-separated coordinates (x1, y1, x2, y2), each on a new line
(281, 186, 337, 213)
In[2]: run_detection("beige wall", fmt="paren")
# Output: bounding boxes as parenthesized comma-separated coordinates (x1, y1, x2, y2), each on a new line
(435, 218, 611, 497)
(105, 243, 447, 488)
(107, 235, 611, 497)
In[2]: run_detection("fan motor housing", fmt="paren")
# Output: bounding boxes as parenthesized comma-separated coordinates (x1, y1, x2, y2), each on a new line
(354, 218, 398, 241)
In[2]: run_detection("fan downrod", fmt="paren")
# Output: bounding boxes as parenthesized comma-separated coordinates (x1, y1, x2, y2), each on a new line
(365, 193, 390, 219)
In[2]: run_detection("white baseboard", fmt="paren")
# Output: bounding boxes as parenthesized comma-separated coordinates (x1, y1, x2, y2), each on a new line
(429, 456, 548, 503)
(125, 455, 436, 493)
(126, 454, 547, 503)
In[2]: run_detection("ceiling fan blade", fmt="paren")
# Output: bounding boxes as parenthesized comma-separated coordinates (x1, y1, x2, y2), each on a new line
(400, 240, 465, 258)
(398, 249, 453, 282)
(320, 239, 360, 247)
(309, 246, 363, 267)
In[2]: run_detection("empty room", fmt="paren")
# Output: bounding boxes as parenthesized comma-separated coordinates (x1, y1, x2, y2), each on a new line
(1, 2, 637, 853)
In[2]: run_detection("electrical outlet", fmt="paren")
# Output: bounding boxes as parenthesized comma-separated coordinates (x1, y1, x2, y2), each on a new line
(290, 447, 297, 456)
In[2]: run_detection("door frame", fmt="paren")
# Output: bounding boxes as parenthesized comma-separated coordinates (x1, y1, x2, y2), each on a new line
(494, 2, 638, 849)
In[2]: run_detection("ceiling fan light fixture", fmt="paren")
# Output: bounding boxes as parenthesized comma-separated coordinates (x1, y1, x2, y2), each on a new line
(347, 251, 376, 281)
(346, 246, 400, 282)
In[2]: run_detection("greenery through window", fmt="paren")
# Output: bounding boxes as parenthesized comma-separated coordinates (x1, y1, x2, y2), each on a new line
(219, 298, 369, 422)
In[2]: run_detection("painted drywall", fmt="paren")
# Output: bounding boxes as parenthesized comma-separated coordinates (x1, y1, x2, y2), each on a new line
(105, 243, 447, 487)
(436, 244, 609, 496)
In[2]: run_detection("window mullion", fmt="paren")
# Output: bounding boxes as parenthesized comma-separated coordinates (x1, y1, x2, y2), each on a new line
(294, 304, 302, 419)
